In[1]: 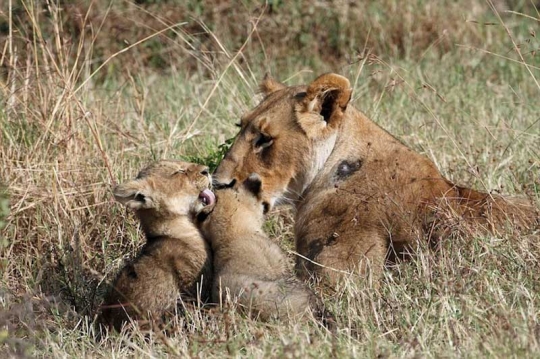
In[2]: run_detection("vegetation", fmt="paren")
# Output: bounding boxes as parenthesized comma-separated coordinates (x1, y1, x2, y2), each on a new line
(0, 0, 539, 357)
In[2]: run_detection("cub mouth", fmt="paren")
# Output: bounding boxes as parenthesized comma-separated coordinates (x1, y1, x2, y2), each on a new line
(198, 189, 216, 206)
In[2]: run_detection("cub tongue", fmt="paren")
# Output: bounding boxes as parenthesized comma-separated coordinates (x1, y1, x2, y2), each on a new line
(199, 189, 216, 206)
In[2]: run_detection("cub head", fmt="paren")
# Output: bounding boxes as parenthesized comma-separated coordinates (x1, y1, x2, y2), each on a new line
(213, 73, 352, 208)
(196, 173, 270, 237)
(113, 160, 216, 219)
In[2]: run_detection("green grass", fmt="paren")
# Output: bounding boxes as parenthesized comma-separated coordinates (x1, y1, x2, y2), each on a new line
(1, 0, 539, 357)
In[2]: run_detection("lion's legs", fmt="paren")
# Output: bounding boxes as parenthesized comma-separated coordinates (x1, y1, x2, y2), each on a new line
(295, 231, 387, 288)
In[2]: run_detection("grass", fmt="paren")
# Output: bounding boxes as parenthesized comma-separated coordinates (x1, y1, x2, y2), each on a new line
(1, 0, 539, 357)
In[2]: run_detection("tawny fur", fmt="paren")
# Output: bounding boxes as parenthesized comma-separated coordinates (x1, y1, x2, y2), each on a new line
(197, 176, 327, 322)
(100, 160, 213, 331)
(214, 73, 539, 289)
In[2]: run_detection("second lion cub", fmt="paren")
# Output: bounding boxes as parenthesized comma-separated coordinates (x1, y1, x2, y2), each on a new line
(196, 174, 330, 324)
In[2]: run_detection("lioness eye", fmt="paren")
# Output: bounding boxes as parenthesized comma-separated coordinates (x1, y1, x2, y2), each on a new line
(173, 169, 186, 175)
(255, 134, 273, 149)
(235, 122, 242, 128)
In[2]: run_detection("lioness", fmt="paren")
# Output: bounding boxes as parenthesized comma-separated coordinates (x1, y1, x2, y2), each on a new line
(196, 174, 329, 324)
(213, 73, 539, 287)
(100, 160, 215, 331)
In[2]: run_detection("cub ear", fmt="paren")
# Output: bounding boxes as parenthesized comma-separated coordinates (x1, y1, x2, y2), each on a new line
(301, 73, 352, 125)
(259, 73, 286, 96)
(196, 204, 215, 223)
(113, 180, 155, 210)
(243, 173, 263, 197)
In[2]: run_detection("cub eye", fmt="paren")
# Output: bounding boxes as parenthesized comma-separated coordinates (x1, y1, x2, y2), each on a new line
(235, 122, 242, 128)
(255, 134, 273, 149)
(173, 169, 186, 175)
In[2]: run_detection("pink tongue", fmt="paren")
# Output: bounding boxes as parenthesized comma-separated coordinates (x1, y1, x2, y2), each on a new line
(200, 189, 216, 206)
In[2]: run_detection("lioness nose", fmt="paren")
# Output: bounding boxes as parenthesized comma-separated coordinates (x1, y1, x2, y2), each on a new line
(214, 178, 236, 189)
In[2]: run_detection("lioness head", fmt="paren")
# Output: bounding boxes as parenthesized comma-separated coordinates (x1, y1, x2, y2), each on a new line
(214, 73, 352, 207)
(196, 173, 269, 237)
(114, 160, 216, 218)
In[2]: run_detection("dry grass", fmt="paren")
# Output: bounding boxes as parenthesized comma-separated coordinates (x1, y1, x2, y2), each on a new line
(4, 0, 537, 75)
(1, 0, 539, 357)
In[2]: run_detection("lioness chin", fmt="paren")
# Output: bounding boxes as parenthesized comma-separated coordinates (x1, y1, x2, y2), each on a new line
(214, 73, 539, 288)
(100, 160, 215, 331)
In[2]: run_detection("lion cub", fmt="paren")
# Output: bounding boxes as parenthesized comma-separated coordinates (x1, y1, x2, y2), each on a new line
(100, 160, 215, 331)
(196, 174, 330, 324)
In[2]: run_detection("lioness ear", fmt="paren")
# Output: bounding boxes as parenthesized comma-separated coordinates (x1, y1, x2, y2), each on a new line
(303, 73, 352, 125)
(113, 180, 155, 210)
(243, 173, 263, 197)
(259, 73, 286, 95)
